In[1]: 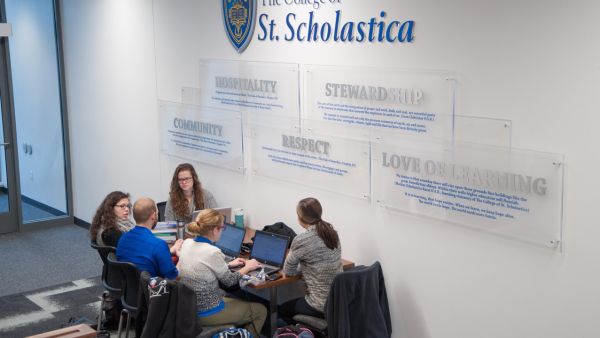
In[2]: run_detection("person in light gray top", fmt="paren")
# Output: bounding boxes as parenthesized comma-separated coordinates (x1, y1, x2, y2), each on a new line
(164, 163, 217, 223)
(177, 209, 266, 337)
(281, 197, 342, 324)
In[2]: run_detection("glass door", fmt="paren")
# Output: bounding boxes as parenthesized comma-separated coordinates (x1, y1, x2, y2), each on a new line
(3, 0, 71, 227)
(0, 0, 72, 232)
(0, 28, 18, 232)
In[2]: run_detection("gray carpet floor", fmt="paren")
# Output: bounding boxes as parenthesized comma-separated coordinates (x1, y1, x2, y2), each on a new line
(0, 276, 103, 337)
(0, 224, 104, 337)
(0, 224, 102, 297)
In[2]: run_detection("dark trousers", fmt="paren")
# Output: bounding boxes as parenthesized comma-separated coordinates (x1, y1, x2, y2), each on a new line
(279, 297, 323, 325)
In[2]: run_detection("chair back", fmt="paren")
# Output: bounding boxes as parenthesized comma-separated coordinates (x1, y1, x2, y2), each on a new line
(107, 252, 141, 313)
(325, 261, 392, 338)
(91, 242, 122, 295)
(157, 201, 167, 222)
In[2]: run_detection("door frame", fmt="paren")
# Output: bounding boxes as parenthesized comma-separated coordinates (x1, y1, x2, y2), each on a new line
(0, 0, 74, 232)
(0, 22, 19, 232)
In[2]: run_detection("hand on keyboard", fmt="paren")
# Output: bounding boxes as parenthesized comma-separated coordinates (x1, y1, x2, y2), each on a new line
(244, 259, 260, 271)
(228, 258, 246, 268)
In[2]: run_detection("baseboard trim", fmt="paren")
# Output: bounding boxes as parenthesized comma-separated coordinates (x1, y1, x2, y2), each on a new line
(74, 217, 91, 230)
(21, 195, 64, 217)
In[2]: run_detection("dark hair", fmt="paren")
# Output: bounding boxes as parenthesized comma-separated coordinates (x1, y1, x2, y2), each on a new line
(169, 163, 205, 219)
(187, 209, 223, 236)
(90, 191, 130, 240)
(297, 197, 339, 250)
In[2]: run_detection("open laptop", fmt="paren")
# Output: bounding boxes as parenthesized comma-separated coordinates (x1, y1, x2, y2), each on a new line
(191, 206, 232, 224)
(249, 230, 290, 275)
(215, 223, 246, 262)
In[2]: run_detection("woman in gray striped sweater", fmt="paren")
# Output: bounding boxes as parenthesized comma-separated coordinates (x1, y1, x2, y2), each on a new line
(280, 197, 343, 325)
(177, 209, 267, 336)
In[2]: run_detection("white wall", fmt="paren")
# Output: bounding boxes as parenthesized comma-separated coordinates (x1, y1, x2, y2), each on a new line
(61, 0, 161, 214)
(6, 0, 67, 212)
(61, 0, 600, 337)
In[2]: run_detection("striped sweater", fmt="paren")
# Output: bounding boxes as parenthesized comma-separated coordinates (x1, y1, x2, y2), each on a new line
(177, 238, 241, 313)
(283, 225, 342, 312)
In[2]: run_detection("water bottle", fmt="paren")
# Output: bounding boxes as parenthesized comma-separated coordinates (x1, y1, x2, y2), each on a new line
(176, 219, 185, 240)
(234, 208, 244, 228)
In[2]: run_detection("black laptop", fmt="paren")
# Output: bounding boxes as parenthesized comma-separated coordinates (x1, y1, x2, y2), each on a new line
(249, 230, 290, 275)
(215, 223, 246, 262)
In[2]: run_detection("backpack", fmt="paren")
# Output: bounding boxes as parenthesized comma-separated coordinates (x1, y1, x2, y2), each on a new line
(273, 325, 314, 338)
(212, 328, 254, 338)
(262, 222, 296, 248)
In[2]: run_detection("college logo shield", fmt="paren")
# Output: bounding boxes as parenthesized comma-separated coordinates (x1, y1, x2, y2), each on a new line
(222, 0, 256, 53)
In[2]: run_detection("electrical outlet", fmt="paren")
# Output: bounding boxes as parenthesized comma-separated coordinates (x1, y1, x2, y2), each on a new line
(29, 170, 33, 180)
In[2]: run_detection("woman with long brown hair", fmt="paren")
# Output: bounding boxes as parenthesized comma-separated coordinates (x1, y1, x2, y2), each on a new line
(164, 163, 217, 222)
(280, 197, 342, 324)
(90, 191, 134, 247)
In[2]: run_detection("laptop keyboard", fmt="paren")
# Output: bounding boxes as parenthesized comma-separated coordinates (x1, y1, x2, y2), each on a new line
(261, 265, 279, 275)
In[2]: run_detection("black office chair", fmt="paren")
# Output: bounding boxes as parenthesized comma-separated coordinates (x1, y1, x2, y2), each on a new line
(107, 252, 141, 338)
(136, 271, 231, 338)
(90, 243, 122, 331)
(157, 201, 167, 222)
(293, 261, 392, 338)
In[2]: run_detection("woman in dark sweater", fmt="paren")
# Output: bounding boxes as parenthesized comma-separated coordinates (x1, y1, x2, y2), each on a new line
(90, 191, 134, 247)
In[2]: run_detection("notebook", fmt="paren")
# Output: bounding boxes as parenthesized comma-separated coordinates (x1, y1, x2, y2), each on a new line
(215, 223, 246, 262)
(152, 221, 177, 243)
(249, 230, 290, 275)
(191, 206, 232, 224)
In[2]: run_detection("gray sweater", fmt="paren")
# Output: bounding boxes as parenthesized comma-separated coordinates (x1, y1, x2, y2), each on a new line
(177, 238, 241, 313)
(164, 189, 217, 223)
(283, 225, 342, 312)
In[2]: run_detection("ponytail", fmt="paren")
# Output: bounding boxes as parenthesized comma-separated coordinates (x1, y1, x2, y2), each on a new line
(315, 219, 339, 250)
(297, 197, 339, 250)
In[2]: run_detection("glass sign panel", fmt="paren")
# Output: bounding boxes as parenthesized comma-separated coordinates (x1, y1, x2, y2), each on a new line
(199, 60, 300, 118)
(373, 140, 564, 248)
(304, 65, 456, 140)
(159, 101, 244, 173)
(250, 123, 370, 199)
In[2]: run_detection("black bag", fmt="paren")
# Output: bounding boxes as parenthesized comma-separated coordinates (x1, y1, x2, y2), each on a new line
(262, 222, 296, 248)
(100, 295, 122, 330)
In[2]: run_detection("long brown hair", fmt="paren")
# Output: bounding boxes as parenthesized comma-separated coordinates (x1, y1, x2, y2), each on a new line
(187, 209, 223, 237)
(90, 191, 130, 240)
(169, 163, 205, 219)
(297, 197, 339, 250)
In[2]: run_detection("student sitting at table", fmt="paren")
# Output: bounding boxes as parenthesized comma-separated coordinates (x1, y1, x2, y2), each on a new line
(164, 163, 217, 223)
(280, 197, 342, 325)
(90, 191, 135, 247)
(117, 197, 183, 279)
(177, 209, 267, 337)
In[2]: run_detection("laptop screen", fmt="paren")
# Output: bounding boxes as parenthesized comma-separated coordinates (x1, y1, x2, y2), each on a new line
(215, 223, 246, 257)
(250, 230, 290, 267)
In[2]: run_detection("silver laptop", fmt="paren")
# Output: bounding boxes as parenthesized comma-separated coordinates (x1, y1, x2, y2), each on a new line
(191, 206, 232, 224)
